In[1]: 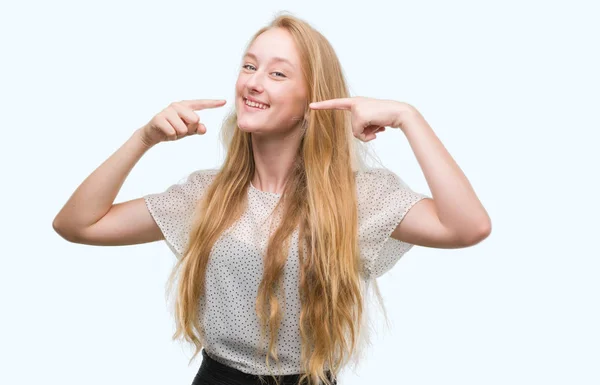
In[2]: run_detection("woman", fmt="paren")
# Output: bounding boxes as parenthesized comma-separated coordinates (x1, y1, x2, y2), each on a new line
(53, 13, 491, 385)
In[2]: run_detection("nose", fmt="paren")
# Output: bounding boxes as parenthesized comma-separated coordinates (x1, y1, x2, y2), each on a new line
(245, 71, 265, 94)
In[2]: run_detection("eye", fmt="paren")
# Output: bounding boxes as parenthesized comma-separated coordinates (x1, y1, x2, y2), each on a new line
(242, 64, 256, 71)
(272, 71, 286, 78)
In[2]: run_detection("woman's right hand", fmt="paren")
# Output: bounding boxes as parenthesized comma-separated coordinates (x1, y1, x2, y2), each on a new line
(139, 99, 227, 147)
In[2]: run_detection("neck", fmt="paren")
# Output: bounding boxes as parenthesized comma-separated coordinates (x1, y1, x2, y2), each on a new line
(250, 128, 303, 194)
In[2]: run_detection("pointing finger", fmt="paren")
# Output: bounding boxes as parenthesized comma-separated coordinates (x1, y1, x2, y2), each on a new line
(183, 99, 227, 110)
(309, 98, 353, 110)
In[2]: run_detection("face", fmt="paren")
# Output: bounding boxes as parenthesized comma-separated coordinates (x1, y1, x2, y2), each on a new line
(235, 27, 308, 135)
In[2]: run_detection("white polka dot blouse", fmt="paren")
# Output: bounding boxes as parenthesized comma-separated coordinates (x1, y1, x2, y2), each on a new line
(144, 167, 428, 375)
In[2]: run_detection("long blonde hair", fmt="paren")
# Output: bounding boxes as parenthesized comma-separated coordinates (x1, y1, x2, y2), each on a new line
(166, 12, 389, 385)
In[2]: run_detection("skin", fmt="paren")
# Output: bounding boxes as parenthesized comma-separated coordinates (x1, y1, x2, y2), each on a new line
(235, 27, 308, 194)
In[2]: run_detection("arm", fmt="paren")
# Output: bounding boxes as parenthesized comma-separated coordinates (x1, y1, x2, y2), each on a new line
(309, 96, 491, 249)
(52, 128, 162, 244)
(391, 106, 491, 247)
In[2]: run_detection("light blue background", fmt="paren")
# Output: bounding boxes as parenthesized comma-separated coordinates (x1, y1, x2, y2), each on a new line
(1, 0, 598, 384)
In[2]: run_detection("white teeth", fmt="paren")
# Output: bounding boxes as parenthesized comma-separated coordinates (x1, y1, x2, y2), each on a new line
(244, 98, 269, 109)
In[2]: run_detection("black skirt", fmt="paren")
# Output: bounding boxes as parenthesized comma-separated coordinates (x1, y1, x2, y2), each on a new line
(191, 348, 337, 385)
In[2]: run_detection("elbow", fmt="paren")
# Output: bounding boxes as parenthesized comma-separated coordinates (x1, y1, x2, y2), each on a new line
(460, 220, 492, 247)
(52, 218, 80, 243)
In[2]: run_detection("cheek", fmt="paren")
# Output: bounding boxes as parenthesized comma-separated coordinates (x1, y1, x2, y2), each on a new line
(272, 99, 306, 126)
(235, 79, 248, 110)
(235, 74, 250, 93)
(290, 95, 307, 116)
(235, 78, 244, 95)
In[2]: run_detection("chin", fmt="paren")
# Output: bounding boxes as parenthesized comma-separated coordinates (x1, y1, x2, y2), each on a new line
(237, 119, 260, 133)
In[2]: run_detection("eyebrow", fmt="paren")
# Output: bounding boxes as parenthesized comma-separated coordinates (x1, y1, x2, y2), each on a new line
(244, 52, 295, 70)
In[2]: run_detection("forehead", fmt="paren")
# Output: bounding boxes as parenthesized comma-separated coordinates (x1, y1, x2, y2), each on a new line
(245, 28, 300, 68)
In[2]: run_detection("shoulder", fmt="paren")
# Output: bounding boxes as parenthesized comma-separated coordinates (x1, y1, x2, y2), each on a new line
(143, 168, 220, 258)
(185, 168, 219, 187)
(353, 167, 428, 221)
(354, 167, 401, 187)
(168, 168, 219, 196)
(144, 168, 219, 205)
(354, 167, 413, 200)
(353, 168, 429, 279)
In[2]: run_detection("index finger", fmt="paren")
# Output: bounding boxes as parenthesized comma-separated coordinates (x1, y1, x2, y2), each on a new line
(183, 99, 227, 110)
(309, 98, 353, 110)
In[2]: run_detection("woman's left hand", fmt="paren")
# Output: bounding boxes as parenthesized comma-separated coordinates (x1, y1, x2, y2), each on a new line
(309, 96, 416, 142)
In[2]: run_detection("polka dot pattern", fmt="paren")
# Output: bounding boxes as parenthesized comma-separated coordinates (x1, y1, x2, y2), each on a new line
(355, 168, 429, 279)
(143, 167, 429, 375)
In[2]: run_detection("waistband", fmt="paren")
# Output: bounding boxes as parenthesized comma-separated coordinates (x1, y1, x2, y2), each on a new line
(199, 349, 337, 385)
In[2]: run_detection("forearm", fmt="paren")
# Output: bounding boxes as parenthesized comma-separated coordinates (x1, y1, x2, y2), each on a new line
(398, 106, 491, 239)
(53, 128, 154, 234)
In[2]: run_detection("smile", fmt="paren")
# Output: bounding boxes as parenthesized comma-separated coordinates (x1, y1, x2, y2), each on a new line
(244, 98, 270, 110)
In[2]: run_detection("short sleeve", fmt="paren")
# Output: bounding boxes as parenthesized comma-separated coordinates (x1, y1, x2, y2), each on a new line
(143, 169, 218, 259)
(356, 168, 429, 279)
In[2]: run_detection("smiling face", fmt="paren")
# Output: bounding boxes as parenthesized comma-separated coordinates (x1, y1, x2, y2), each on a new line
(235, 27, 308, 136)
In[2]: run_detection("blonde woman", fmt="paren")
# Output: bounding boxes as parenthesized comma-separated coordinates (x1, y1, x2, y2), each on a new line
(53, 13, 491, 385)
